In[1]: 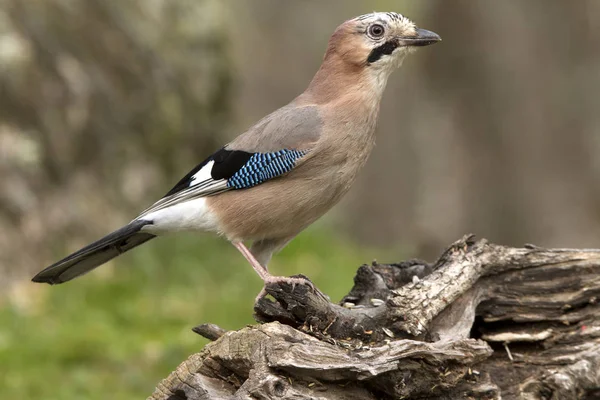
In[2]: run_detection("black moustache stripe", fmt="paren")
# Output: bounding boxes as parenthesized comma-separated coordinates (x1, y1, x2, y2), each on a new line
(367, 40, 399, 64)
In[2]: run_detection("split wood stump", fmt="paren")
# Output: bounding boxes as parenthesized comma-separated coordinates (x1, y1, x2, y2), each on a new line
(149, 235, 600, 399)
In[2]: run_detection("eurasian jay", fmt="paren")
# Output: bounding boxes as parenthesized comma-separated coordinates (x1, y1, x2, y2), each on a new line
(32, 12, 441, 293)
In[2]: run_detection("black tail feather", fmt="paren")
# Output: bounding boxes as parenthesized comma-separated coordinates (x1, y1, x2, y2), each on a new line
(32, 220, 155, 285)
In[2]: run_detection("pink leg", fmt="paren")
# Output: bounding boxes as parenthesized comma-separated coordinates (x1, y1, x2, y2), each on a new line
(231, 241, 315, 302)
(232, 241, 271, 281)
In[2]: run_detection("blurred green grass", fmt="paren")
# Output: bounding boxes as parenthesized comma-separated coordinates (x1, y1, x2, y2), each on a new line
(0, 225, 394, 400)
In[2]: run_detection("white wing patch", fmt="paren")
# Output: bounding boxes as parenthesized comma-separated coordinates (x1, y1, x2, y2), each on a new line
(190, 160, 214, 187)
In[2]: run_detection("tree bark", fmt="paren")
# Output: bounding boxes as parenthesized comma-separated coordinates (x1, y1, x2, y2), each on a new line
(149, 235, 600, 399)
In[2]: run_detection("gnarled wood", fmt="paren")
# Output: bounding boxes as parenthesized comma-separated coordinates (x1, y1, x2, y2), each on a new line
(149, 236, 600, 399)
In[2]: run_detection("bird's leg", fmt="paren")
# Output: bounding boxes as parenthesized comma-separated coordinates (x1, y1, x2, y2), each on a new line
(231, 241, 315, 303)
(232, 241, 271, 302)
(232, 241, 270, 281)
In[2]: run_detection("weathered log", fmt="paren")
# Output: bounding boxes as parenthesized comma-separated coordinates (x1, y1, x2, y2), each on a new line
(149, 235, 600, 399)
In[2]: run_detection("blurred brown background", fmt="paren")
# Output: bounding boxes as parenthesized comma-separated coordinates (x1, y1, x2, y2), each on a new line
(2, 0, 600, 288)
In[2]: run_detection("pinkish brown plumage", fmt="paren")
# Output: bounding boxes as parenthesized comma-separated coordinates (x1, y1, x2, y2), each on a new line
(33, 12, 440, 298)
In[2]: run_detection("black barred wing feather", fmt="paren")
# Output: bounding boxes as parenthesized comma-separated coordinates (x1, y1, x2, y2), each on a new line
(138, 148, 307, 218)
(226, 149, 307, 189)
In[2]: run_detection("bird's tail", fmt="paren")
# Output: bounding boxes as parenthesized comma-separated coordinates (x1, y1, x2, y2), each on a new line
(32, 220, 155, 285)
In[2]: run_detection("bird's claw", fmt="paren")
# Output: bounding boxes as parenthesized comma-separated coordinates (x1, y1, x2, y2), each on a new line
(255, 275, 316, 303)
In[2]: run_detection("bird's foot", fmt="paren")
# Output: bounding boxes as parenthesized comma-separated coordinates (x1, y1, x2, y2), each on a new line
(255, 274, 316, 303)
(255, 287, 268, 304)
(266, 274, 316, 292)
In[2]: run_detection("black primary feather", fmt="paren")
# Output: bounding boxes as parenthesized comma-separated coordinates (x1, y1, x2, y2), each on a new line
(163, 148, 253, 197)
(211, 148, 253, 179)
(163, 158, 211, 197)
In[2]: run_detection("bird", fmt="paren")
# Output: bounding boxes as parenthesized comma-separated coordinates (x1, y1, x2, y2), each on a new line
(32, 12, 441, 296)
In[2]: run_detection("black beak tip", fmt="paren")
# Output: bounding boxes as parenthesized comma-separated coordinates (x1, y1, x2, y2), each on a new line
(412, 28, 442, 46)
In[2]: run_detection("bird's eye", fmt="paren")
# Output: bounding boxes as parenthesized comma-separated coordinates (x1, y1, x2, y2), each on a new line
(368, 24, 385, 39)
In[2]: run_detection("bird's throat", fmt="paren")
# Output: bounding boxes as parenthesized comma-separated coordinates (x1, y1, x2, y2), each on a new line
(305, 57, 391, 109)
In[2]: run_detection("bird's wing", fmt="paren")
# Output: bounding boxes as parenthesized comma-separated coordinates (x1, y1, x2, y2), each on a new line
(138, 104, 322, 218)
(227, 104, 322, 152)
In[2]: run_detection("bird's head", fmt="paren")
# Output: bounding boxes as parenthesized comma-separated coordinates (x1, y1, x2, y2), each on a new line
(305, 12, 440, 104)
(326, 12, 441, 72)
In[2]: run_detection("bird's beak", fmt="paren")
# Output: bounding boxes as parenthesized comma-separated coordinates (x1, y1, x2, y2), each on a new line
(399, 28, 441, 47)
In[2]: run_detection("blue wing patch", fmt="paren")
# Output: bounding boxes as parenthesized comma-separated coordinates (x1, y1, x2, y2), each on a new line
(227, 149, 307, 189)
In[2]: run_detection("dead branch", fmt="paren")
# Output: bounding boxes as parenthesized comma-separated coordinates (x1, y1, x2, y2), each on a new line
(149, 235, 600, 400)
